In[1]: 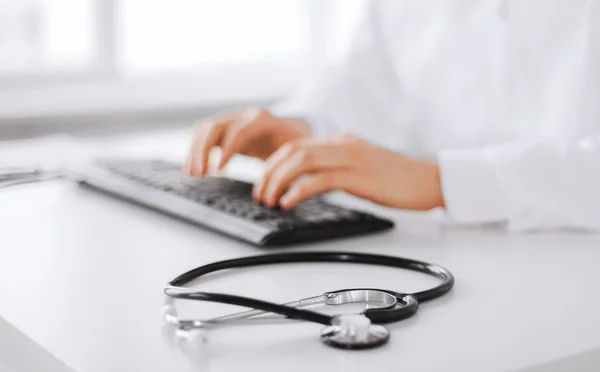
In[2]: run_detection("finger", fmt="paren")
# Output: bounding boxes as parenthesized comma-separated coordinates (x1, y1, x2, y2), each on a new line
(184, 122, 212, 175)
(252, 138, 316, 203)
(279, 171, 357, 209)
(219, 119, 257, 169)
(183, 131, 200, 175)
(182, 156, 193, 175)
(252, 141, 299, 202)
(262, 146, 351, 207)
(185, 113, 238, 175)
(218, 125, 243, 169)
(219, 108, 277, 168)
(188, 120, 229, 176)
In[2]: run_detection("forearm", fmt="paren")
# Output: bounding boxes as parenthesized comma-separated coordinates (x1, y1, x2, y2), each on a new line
(402, 156, 446, 211)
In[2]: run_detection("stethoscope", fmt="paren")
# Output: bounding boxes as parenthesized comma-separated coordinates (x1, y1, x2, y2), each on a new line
(162, 251, 454, 350)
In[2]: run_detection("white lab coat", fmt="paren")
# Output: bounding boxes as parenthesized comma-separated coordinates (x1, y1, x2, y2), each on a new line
(274, 0, 600, 232)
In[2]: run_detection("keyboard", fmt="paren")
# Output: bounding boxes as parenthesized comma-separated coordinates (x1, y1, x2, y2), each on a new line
(70, 159, 394, 246)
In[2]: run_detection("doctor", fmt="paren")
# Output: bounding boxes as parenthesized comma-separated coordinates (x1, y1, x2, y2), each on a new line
(184, 1, 600, 232)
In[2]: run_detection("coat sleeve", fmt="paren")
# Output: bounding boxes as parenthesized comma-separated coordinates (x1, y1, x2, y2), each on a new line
(270, 1, 401, 138)
(438, 134, 600, 232)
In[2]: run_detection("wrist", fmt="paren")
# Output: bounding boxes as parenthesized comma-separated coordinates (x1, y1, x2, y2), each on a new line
(416, 159, 446, 210)
(429, 162, 446, 209)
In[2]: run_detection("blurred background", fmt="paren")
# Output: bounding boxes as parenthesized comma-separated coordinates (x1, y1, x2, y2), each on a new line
(0, 0, 366, 140)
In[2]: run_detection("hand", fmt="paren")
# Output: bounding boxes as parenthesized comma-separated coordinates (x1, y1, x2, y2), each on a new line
(184, 108, 310, 176)
(253, 134, 446, 211)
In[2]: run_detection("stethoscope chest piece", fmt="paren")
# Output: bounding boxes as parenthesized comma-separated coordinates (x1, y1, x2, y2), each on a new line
(320, 314, 390, 350)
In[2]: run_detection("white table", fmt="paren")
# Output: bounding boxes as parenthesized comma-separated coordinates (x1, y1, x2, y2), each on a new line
(1, 130, 600, 372)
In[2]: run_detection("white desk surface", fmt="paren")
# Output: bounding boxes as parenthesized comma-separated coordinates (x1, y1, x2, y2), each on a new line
(1, 130, 600, 372)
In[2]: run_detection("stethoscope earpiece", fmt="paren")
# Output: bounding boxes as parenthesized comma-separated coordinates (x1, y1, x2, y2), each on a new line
(161, 304, 178, 322)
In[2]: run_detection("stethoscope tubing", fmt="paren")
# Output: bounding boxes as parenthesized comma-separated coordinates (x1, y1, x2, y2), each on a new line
(165, 285, 332, 325)
(165, 251, 454, 326)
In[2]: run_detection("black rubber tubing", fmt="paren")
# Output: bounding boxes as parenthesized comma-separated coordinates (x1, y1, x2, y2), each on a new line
(165, 251, 454, 326)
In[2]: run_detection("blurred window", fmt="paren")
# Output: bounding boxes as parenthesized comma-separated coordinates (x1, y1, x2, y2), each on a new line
(0, 0, 365, 118)
(0, 0, 96, 75)
(119, 0, 307, 75)
(0, 0, 310, 78)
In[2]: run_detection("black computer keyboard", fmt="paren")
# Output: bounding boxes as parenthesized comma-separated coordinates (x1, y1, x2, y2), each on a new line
(74, 160, 394, 246)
